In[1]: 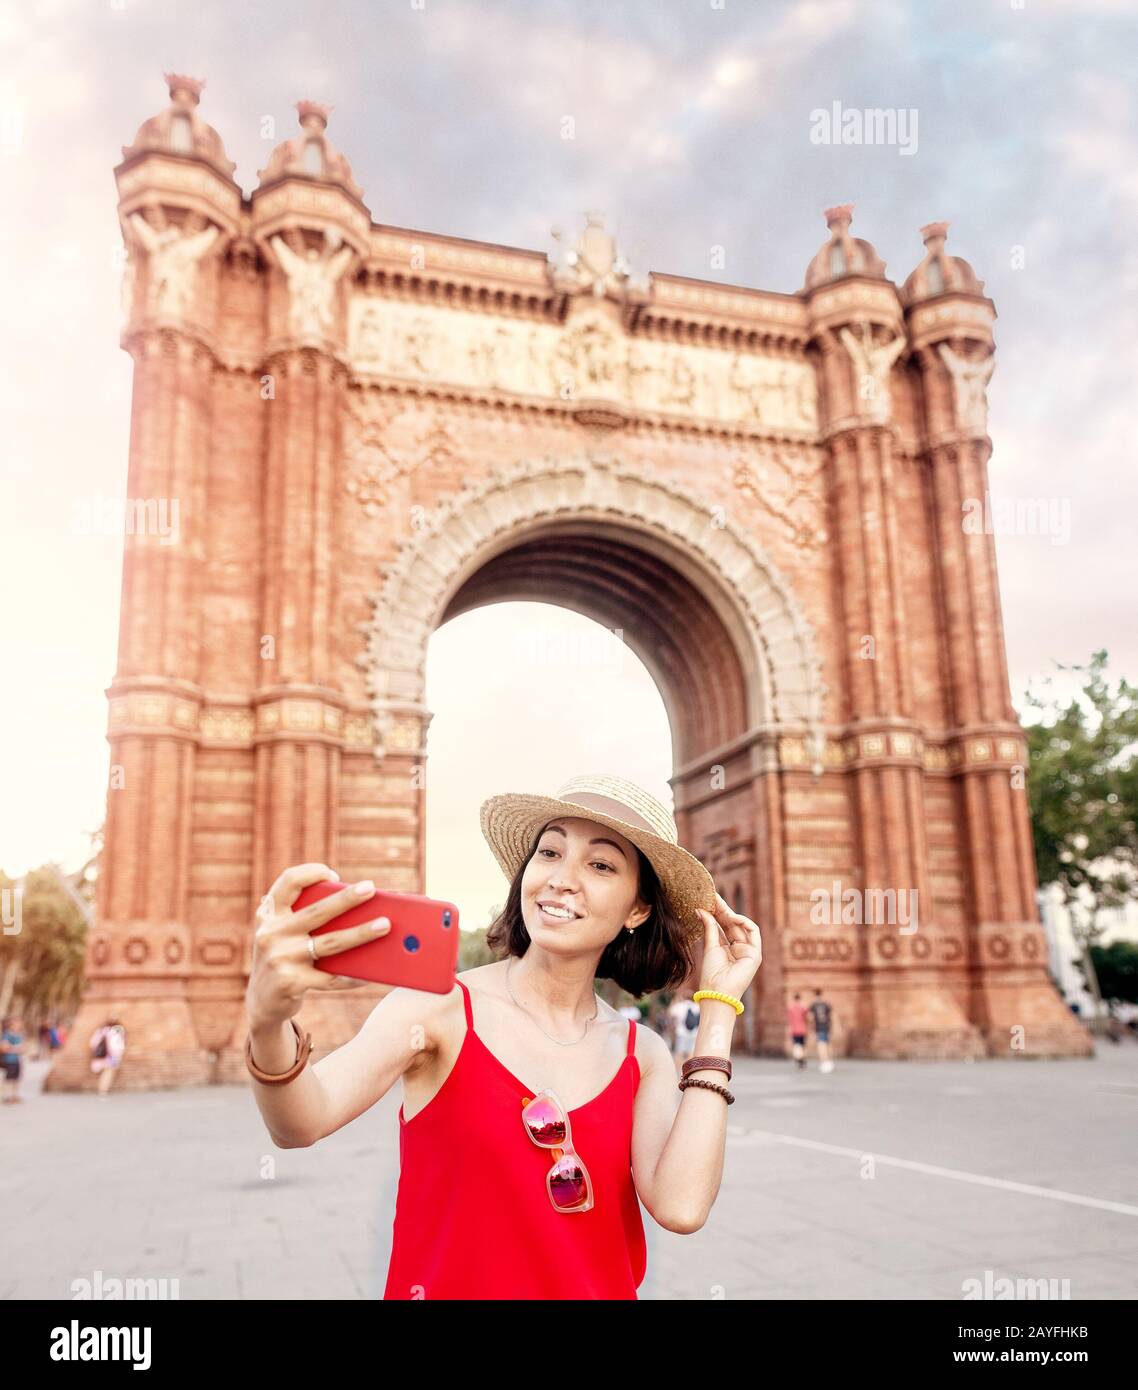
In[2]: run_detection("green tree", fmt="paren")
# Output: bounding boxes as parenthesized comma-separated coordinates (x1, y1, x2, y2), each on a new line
(0, 864, 89, 1029)
(1085, 940, 1138, 1007)
(1023, 650, 1138, 1014)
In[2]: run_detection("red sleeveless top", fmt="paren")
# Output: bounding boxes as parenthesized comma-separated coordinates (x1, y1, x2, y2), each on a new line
(383, 977, 647, 1300)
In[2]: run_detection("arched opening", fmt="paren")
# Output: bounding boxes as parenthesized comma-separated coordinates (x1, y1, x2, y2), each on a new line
(423, 600, 674, 939)
(363, 450, 823, 1053)
(364, 451, 823, 757)
(438, 523, 749, 767)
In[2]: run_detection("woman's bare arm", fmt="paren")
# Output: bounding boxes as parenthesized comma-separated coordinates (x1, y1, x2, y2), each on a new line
(250, 984, 449, 1148)
(630, 1004, 738, 1233)
(245, 860, 440, 1148)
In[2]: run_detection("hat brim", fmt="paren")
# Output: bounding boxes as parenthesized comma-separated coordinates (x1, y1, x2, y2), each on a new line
(480, 791, 717, 941)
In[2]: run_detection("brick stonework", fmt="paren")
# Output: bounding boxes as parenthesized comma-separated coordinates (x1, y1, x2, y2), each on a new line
(45, 83, 1090, 1091)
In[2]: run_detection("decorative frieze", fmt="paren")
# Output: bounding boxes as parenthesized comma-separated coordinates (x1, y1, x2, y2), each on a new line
(199, 707, 255, 742)
(907, 295, 996, 353)
(347, 294, 819, 432)
(368, 231, 549, 285)
(778, 731, 1027, 770)
(110, 696, 376, 748)
(343, 715, 376, 747)
(809, 278, 902, 322)
(108, 692, 200, 735)
(116, 155, 242, 223)
(253, 181, 371, 242)
(647, 275, 808, 329)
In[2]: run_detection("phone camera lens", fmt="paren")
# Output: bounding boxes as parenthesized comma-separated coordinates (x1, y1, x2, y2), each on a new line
(442, 909, 452, 927)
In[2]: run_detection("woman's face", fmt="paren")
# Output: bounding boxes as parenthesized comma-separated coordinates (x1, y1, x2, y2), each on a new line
(520, 815, 650, 947)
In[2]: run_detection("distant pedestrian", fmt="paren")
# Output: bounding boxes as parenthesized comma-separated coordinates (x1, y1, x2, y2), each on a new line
(655, 998, 675, 1052)
(2, 1014, 26, 1103)
(668, 992, 700, 1073)
(90, 1020, 127, 1095)
(646, 996, 669, 1041)
(809, 989, 834, 1073)
(786, 992, 808, 1069)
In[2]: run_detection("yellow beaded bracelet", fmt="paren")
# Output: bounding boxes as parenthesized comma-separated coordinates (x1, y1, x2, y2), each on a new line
(692, 988, 744, 1015)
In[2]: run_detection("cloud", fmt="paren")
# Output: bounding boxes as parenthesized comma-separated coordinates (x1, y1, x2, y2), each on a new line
(2, 0, 1136, 878)
(1045, 71, 1138, 216)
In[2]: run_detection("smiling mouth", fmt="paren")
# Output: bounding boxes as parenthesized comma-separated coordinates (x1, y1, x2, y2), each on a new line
(537, 901, 582, 921)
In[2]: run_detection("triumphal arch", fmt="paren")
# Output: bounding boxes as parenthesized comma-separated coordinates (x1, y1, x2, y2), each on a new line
(47, 75, 1089, 1088)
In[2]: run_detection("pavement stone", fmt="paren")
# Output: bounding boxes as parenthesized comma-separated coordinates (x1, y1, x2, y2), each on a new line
(3, 1043, 1136, 1300)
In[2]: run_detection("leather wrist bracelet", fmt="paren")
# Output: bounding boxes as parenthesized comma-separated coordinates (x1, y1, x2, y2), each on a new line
(245, 1019, 311, 1086)
(682, 1054, 732, 1082)
(678, 1076, 734, 1104)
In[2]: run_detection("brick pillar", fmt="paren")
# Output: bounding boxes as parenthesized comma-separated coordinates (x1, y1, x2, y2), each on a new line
(47, 329, 218, 1089)
(215, 344, 358, 1081)
(918, 412, 1091, 1055)
(251, 347, 348, 887)
(751, 742, 789, 1055)
(211, 165, 373, 1077)
(902, 229, 1089, 1051)
(814, 322, 983, 1057)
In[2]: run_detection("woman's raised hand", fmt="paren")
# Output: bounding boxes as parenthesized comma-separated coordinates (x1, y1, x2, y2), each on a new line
(692, 890, 763, 1002)
(245, 863, 390, 1030)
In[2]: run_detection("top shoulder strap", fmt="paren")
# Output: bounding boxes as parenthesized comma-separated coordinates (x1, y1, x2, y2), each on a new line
(456, 977, 474, 1031)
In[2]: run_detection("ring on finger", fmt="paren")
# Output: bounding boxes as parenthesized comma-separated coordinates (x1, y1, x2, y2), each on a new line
(307, 935, 318, 962)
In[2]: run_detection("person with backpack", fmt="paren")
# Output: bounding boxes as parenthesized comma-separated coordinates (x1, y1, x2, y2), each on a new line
(667, 991, 701, 1074)
(89, 1019, 127, 1095)
(2, 1014, 27, 1103)
(809, 989, 835, 1073)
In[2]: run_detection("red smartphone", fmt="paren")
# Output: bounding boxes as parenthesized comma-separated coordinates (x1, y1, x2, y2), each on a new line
(291, 880, 459, 993)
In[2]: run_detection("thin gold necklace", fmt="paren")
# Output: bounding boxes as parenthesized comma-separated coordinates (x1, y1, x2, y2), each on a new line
(506, 956, 599, 1046)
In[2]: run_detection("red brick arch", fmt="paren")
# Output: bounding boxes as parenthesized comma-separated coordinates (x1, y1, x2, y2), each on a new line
(43, 85, 1093, 1088)
(362, 449, 825, 765)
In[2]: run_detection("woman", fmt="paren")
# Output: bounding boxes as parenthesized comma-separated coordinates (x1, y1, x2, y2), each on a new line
(245, 773, 762, 1300)
(90, 1019, 126, 1095)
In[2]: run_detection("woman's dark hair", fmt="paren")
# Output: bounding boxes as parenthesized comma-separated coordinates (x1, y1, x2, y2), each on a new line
(485, 826, 695, 996)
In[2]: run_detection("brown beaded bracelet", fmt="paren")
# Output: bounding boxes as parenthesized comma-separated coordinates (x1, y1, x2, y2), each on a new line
(681, 1055, 732, 1082)
(678, 1076, 734, 1104)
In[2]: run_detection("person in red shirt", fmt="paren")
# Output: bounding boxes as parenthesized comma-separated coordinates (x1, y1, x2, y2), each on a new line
(786, 993, 808, 1069)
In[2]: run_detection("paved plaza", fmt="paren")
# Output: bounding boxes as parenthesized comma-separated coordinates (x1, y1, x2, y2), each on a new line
(4, 1041, 1136, 1300)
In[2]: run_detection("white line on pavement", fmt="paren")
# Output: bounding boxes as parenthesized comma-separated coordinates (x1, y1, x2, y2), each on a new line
(728, 1128, 1138, 1217)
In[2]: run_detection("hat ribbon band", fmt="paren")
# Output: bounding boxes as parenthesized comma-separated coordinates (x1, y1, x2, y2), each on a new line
(561, 791, 665, 839)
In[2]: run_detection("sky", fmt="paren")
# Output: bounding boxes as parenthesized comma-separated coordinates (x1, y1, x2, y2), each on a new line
(1, 0, 1135, 936)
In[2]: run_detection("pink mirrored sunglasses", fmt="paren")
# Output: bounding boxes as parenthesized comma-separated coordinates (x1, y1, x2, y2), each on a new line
(520, 1089, 595, 1214)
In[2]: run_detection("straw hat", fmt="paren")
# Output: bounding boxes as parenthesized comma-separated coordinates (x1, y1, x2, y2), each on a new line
(480, 773, 717, 941)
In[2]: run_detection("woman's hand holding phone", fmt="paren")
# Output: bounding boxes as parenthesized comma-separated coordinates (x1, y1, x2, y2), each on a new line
(245, 863, 392, 1030)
